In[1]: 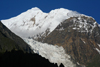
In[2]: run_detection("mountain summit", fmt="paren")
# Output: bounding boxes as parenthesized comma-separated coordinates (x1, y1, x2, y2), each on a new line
(1, 7, 81, 39)
(1, 7, 100, 67)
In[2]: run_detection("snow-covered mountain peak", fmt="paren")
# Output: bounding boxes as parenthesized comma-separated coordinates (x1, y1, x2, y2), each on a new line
(1, 7, 82, 38)
(31, 7, 41, 11)
(1, 7, 99, 67)
(49, 8, 70, 13)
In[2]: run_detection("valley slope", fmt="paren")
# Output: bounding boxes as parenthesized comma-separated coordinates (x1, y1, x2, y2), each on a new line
(0, 21, 31, 53)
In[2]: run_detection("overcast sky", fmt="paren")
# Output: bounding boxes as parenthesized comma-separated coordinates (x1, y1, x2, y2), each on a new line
(0, 0, 100, 24)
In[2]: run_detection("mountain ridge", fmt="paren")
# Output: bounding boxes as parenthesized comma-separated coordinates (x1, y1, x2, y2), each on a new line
(1, 7, 82, 38)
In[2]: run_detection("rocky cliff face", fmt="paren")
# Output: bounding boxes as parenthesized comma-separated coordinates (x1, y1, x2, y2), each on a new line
(0, 21, 32, 53)
(42, 16, 100, 66)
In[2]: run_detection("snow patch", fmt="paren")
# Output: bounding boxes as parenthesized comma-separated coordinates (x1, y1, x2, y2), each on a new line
(73, 28, 77, 30)
(83, 40, 86, 44)
(56, 27, 64, 31)
(95, 48, 100, 54)
(98, 44, 100, 48)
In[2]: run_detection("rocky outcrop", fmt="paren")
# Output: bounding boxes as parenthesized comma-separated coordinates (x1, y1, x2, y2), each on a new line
(42, 16, 100, 66)
(0, 21, 32, 53)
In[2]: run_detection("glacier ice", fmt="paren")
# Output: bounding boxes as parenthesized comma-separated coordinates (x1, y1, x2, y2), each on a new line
(24, 38, 76, 67)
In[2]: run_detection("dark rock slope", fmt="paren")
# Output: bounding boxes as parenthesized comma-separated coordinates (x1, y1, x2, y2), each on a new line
(0, 50, 59, 67)
(0, 21, 32, 53)
(42, 16, 100, 66)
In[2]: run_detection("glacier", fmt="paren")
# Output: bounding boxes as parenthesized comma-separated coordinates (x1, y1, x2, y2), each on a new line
(24, 38, 76, 67)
